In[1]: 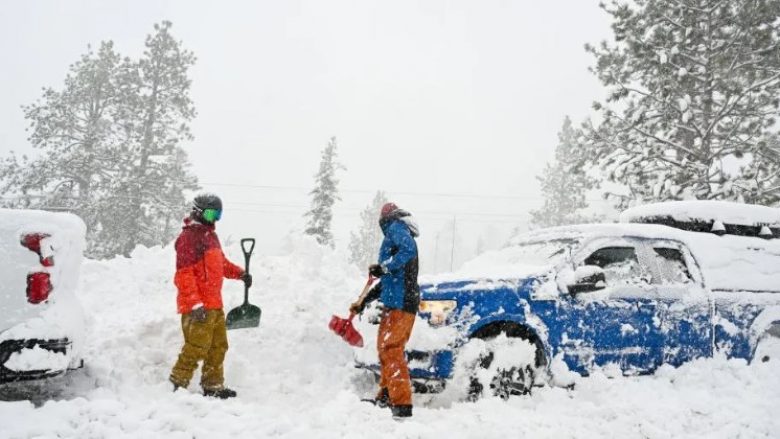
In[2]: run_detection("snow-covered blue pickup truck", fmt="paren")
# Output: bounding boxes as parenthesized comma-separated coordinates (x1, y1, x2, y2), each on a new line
(355, 201, 780, 399)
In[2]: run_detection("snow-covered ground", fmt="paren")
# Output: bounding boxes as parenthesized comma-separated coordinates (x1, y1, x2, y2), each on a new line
(1, 236, 779, 438)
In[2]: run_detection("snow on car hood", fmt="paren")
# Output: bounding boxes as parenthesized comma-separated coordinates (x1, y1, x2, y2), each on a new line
(422, 267, 549, 293)
(420, 241, 561, 291)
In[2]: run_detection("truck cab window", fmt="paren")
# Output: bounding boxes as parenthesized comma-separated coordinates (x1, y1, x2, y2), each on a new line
(583, 247, 644, 286)
(653, 247, 693, 284)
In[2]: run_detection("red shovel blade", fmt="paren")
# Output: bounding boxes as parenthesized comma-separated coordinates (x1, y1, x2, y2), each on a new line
(329, 314, 364, 348)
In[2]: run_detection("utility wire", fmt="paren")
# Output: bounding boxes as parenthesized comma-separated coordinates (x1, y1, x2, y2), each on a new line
(199, 181, 608, 203)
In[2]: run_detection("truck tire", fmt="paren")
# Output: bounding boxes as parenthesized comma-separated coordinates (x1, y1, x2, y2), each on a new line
(459, 334, 539, 401)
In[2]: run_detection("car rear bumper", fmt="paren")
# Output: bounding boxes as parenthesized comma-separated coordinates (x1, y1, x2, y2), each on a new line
(0, 338, 73, 383)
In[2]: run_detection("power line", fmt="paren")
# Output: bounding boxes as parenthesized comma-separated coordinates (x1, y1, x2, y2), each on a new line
(200, 181, 556, 201)
(3, 181, 612, 204)
(3, 195, 531, 219)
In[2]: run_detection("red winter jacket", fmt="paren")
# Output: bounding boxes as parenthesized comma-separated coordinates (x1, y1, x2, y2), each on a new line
(174, 218, 244, 314)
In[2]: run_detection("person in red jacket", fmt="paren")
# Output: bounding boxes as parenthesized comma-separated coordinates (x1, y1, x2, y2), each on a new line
(169, 193, 251, 399)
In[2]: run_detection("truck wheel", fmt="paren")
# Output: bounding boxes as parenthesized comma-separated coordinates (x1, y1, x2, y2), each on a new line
(460, 335, 538, 401)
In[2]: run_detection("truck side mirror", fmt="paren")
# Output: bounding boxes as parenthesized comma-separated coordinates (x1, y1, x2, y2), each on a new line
(568, 266, 607, 295)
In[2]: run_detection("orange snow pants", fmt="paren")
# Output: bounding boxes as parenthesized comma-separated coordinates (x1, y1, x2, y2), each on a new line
(377, 309, 416, 406)
(170, 309, 229, 390)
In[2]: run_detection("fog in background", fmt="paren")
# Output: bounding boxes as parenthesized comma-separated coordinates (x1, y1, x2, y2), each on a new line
(0, 0, 611, 272)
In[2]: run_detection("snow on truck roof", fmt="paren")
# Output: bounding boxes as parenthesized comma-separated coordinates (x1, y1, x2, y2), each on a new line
(620, 200, 780, 227)
(511, 222, 692, 244)
(522, 222, 780, 293)
(427, 221, 780, 293)
(424, 223, 691, 286)
(0, 208, 87, 234)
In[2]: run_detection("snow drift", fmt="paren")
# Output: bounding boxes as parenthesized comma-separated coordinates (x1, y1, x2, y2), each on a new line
(0, 237, 779, 438)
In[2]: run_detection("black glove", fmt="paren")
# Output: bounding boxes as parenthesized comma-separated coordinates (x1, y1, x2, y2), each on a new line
(349, 299, 365, 315)
(190, 306, 207, 323)
(241, 272, 253, 288)
(369, 264, 387, 278)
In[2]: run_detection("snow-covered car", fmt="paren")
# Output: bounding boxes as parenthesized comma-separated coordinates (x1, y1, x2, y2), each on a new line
(0, 209, 86, 383)
(356, 201, 780, 398)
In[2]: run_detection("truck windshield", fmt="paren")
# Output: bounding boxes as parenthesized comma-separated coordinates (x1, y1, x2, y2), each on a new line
(505, 238, 580, 267)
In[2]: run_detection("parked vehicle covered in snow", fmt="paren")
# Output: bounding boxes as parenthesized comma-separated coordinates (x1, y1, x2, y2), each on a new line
(0, 209, 86, 383)
(355, 201, 780, 398)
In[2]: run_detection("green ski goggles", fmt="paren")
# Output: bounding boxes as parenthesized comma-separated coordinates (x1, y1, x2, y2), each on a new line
(202, 208, 222, 223)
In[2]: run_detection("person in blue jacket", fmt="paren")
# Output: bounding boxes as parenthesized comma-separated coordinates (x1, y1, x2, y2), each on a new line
(351, 202, 420, 419)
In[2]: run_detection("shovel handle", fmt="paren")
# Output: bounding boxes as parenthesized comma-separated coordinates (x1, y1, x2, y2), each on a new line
(241, 238, 256, 272)
(353, 275, 377, 311)
(240, 238, 255, 305)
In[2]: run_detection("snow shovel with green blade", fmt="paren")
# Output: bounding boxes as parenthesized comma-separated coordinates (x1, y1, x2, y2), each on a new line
(226, 238, 261, 330)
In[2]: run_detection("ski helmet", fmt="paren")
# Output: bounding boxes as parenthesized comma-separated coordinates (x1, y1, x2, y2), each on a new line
(193, 193, 222, 211)
(192, 193, 223, 224)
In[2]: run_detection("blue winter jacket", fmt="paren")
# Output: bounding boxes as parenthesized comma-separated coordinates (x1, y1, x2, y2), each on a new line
(376, 219, 420, 314)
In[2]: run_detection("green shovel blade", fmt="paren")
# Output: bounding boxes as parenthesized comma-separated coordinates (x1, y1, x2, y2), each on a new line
(226, 303, 261, 330)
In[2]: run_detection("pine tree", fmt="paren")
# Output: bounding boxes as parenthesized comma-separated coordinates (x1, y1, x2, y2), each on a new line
(348, 191, 388, 269)
(530, 117, 599, 228)
(304, 137, 344, 247)
(114, 21, 199, 256)
(581, 0, 780, 208)
(0, 23, 199, 258)
(0, 42, 123, 248)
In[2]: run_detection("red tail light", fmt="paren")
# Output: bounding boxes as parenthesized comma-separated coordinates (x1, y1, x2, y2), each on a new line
(27, 272, 52, 304)
(20, 233, 54, 267)
(21, 233, 54, 304)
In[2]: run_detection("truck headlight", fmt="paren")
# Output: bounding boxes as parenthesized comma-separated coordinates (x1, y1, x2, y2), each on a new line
(419, 300, 457, 326)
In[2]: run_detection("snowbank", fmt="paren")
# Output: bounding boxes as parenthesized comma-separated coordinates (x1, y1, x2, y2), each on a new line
(1, 238, 779, 438)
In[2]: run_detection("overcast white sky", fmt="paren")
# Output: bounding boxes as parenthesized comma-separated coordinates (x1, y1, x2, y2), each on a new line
(0, 0, 611, 271)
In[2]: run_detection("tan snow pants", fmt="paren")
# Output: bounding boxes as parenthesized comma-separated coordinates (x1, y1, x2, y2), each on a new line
(170, 309, 228, 390)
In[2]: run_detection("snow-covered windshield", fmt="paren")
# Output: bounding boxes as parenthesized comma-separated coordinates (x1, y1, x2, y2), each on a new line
(424, 238, 582, 284)
(504, 238, 581, 267)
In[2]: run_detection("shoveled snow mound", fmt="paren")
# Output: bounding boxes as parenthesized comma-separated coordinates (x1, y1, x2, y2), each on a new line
(1, 237, 780, 438)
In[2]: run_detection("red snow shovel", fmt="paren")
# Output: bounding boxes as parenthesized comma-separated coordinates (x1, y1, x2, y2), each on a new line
(329, 276, 376, 348)
(328, 313, 364, 347)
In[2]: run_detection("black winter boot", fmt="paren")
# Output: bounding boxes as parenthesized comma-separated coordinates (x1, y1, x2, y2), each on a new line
(390, 405, 413, 419)
(203, 387, 237, 399)
(361, 388, 389, 408)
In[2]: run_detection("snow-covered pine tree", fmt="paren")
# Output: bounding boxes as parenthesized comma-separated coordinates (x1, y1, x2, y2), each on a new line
(0, 23, 199, 258)
(113, 21, 199, 256)
(348, 191, 388, 269)
(0, 42, 123, 253)
(581, 0, 780, 208)
(304, 137, 345, 247)
(530, 116, 599, 228)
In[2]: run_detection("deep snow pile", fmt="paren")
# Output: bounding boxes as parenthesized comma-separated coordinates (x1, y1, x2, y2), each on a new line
(1, 237, 780, 438)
